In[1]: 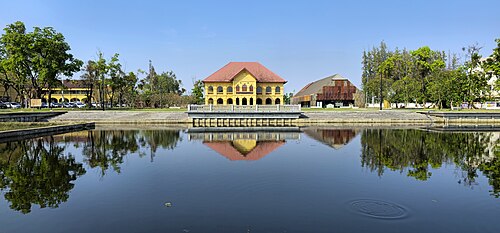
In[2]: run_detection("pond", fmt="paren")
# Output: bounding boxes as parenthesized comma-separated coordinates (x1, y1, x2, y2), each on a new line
(1, 126, 499, 233)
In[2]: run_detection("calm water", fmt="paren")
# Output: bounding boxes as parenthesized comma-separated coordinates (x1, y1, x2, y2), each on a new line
(1, 126, 499, 233)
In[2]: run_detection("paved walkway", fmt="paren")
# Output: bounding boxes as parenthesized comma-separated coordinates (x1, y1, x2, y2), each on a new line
(50, 111, 190, 123)
(50, 110, 434, 124)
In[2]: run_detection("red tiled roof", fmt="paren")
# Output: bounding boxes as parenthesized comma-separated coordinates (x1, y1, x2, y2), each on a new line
(204, 141, 285, 161)
(203, 62, 286, 83)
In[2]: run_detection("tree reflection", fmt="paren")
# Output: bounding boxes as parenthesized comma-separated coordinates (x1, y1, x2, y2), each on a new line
(0, 137, 85, 214)
(81, 130, 181, 175)
(361, 129, 500, 196)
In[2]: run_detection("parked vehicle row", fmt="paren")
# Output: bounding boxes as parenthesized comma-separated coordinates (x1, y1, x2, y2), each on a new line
(0, 101, 21, 109)
(42, 102, 87, 108)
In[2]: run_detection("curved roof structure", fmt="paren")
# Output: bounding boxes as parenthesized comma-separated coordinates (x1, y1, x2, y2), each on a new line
(294, 74, 351, 97)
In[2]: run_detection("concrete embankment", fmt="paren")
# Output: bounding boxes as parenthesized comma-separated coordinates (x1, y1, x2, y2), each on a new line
(0, 122, 95, 143)
(0, 111, 67, 122)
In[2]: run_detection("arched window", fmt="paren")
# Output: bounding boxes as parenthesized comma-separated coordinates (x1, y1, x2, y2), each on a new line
(208, 86, 214, 94)
(265, 98, 272, 105)
(236, 85, 240, 92)
(256, 86, 262, 94)
(275, 86, 280, 93)
(208, 98, 214, 104)
(275, 98, 281, 105)
(217, 98, 223, 104)
(256, 98, 262, 105)
(250, 98, 254, 105)
(249, 85, 254, 92)
(236, 98, 240, 105)
(217, 86, 223, 93)
(227, 98, 233, 104)
(266, 86, 272, 94)
(227, 86, 233, 93)
(242, 98, 248, 105)
(242, 84, 247, 92)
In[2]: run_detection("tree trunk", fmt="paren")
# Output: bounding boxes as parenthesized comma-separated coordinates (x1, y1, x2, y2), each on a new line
(48, 87, 52, 109)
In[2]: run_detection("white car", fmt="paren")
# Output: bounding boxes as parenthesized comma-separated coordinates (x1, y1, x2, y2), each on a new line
(10, 102, 21, 109)
(75, 102, 86, 108)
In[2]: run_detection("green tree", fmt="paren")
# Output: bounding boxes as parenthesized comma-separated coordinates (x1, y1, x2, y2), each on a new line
(283, 92, 294, 104)
(108, 53, 123, 108)
(0, 21, 82, 103)
(81, 60, 99, 107)
(462, 44, 488, 107)
(361, 41, 390, 102)
(485, 39, 500, 91)
(0, 22, 32, 104)
(191, 79, 204, 104)
(410, 46, 445, 107)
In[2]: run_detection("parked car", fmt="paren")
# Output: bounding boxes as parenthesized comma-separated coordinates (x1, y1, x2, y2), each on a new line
(10, 102, 21, 109)
(75, 102, 86, 108)
(40, 102, 48, 108)
(63, 102, 76, 108)
(50, 102, 62, 108)
(3, 102, 11, 108)
(0, 102, 8, 109)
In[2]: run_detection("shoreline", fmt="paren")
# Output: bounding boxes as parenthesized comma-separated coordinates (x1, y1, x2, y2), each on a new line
(46, 110, 500, 126)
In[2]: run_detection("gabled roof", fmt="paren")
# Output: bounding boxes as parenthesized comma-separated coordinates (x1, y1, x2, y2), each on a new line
(294, 74, 353, 97)
(203, 62, 286, 83)
(204, 141, 285, 161)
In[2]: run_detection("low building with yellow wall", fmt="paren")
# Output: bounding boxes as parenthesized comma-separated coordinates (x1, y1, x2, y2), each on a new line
(202, 62, 286, 105)
(41, 80, 94, 103)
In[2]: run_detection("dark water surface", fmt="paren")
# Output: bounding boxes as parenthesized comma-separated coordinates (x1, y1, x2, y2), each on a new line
(1, 127, 499, 233)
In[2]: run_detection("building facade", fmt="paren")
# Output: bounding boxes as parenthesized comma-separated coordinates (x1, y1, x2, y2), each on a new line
(203, 62, 286, 105)
(41, 80, 92, 103)
(292, 74, 358, 108)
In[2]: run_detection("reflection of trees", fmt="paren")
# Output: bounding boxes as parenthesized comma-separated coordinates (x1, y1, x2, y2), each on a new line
(82, 130, 181, 175)
(361, 129, 500, 197)
(479, 154, 500, 198)
(0, 137, 85, 214)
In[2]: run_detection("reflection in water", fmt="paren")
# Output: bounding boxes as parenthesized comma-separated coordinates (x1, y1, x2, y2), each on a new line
(361, 129, 500, 197)
(303, 127, 359, 149)
(189, 131, 300, 161)
(3, 127, 500, 217)
(0, 137, 86, 214)
(58, 129, 182, 175)
(0, 129, 183, 214)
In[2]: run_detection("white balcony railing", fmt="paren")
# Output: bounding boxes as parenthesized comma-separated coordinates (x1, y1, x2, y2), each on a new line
(187, 104, 301, 113)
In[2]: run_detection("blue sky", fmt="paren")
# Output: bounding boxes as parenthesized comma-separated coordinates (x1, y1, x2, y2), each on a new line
(1, 0, 499, 93)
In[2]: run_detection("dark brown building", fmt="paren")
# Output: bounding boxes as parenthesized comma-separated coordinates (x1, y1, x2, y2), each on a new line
(291, 74, 358, 108)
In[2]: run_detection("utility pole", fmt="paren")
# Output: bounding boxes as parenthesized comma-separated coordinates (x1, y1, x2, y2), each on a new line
(379, 72, 383, 110)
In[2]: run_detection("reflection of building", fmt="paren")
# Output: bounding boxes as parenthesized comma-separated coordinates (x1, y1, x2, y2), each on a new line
(292, 74, 358, 108)
(203, 62, 286, 106)
(189, 131, 300, 161)
(303, 128, 358, 149)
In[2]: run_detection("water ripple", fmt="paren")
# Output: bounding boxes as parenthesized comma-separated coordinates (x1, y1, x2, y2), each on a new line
(349, 199, 408, 219)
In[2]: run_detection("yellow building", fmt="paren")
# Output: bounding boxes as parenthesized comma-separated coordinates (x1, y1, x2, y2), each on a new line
(41, 80, 93, 103)
(203, 62, 286, 105)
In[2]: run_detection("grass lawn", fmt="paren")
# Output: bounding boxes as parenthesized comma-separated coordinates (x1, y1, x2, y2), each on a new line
(0, 122, 64, 131)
